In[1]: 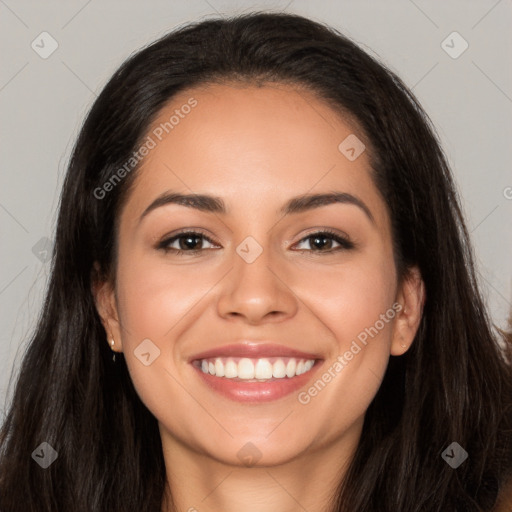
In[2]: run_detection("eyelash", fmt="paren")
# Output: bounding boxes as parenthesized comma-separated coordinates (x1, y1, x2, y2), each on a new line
(157, 229, 355, 256)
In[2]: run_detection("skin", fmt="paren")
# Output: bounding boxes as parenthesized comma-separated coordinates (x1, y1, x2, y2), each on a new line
(94, 82, 425, 512)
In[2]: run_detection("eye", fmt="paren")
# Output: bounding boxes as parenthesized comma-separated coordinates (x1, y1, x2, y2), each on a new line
(293, 230, 355, 253)
(157, 230, 219, 255)
(157, 229, 355, 256)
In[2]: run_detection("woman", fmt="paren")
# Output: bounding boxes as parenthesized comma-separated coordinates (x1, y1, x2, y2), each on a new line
(1, 11, 511, 512)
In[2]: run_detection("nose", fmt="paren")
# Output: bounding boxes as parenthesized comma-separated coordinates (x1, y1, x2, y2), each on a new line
(216, 243, 298, 325)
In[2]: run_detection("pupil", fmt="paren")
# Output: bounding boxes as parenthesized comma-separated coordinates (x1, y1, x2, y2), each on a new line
(181, 235, 200, 250)
(313, 235, 331, 250)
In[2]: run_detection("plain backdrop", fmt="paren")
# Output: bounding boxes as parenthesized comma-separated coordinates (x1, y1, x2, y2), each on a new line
(1, 0, 511, 413)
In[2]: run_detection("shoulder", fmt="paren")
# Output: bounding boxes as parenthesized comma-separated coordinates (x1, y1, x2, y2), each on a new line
(493, 475, 512, 512)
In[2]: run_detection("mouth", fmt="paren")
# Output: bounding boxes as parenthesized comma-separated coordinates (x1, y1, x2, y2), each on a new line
(192, 356, 316, 380)
(189, 343, 323, 402)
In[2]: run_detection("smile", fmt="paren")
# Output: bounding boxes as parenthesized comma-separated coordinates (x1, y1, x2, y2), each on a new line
(194, 356, 316, 380)
(191, 355, 323, 402)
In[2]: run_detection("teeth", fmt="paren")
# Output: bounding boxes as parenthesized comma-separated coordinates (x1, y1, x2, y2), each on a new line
(225, 359, 238, 378)
(214, 358, 225, 377)
(197, 356, 316, 380)
(285, 359, 296, 378)
(255, 358, 273, 379)
(272, 359, 286, 378)
(238, 358, 255, 379)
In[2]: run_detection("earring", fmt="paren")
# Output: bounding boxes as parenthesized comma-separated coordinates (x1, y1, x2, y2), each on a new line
(110, 338, 116, 363)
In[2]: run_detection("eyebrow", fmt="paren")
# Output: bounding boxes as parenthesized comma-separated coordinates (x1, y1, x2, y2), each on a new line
(138, 191, 375, 225)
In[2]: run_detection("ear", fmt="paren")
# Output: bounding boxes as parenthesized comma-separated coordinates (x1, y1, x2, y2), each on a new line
(91, 261, 123, 353)
(390, 265, 425, 356)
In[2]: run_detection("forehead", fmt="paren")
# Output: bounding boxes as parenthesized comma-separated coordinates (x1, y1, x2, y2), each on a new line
(121, 82, 388, 227)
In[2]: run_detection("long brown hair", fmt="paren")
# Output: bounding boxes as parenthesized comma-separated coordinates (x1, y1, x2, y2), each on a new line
(1, 12, 511, 511)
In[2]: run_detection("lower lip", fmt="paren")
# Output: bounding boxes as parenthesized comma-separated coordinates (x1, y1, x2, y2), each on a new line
(191, 361, 323, 403)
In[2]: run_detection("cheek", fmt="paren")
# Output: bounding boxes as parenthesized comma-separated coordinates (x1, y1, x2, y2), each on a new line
(115, 249, 210, 340)
(298, 247, 397, 352)
(294, 248, 397, 407)
(113, 246, 234, 411)
(292, 255, 397, 440)
(113, 252, 201, 414)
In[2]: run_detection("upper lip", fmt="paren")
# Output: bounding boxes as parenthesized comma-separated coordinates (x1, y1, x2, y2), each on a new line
(188, 342, 323, 362)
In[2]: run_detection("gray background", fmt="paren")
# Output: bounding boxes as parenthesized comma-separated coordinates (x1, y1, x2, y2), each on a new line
(1, 0, 511, 413)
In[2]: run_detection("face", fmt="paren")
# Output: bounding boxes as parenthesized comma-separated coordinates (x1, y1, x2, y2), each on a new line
(95, 82, 423, 468)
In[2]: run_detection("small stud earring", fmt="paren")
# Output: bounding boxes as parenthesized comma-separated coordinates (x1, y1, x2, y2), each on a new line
(110, 338, 116, 362)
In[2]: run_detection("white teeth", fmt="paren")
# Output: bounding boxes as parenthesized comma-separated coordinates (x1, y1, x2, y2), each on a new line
(272, 359, 286, 378)
(214, 358, 225, 377)
(285, 359, 297, 378)
(238, 358, 255, 379)
(224, 359, 238, 378)
(198, 356, 316, 380)
(255, 358, 273, 379)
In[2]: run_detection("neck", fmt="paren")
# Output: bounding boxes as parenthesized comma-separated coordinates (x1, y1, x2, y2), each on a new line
(159, 419, 362, 512)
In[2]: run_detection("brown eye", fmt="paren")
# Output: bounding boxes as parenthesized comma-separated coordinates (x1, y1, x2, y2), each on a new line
(294, 230, 355, 253)
(158, 231, 218, 254)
